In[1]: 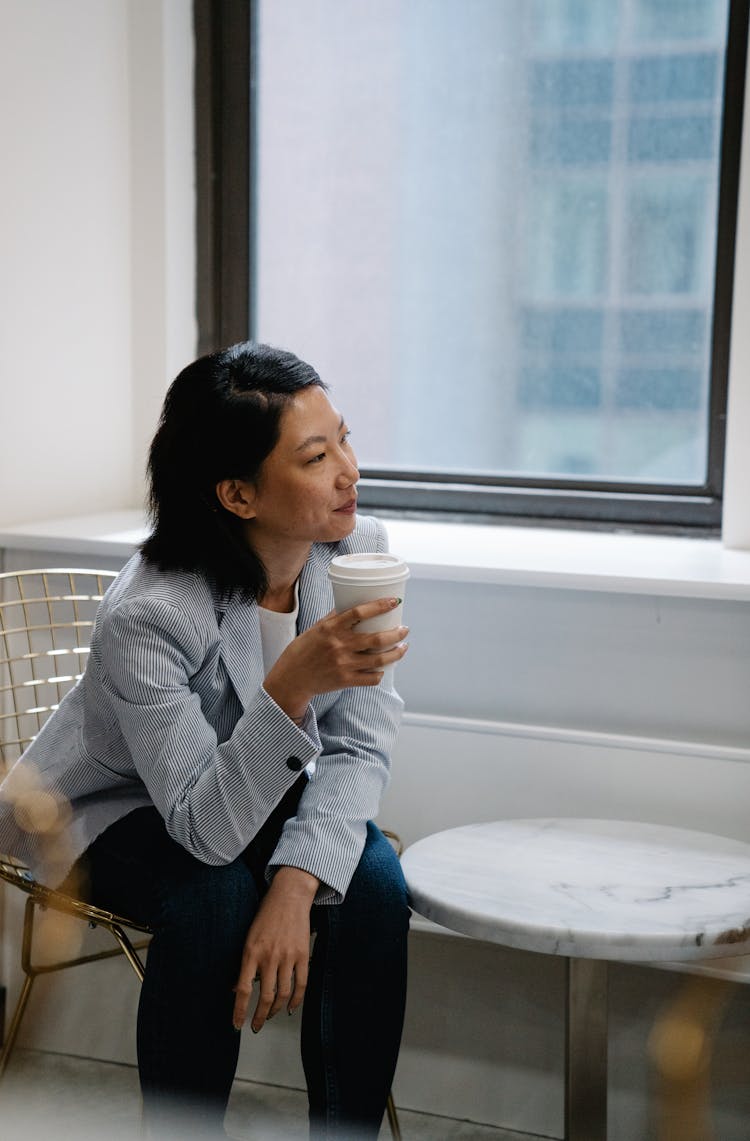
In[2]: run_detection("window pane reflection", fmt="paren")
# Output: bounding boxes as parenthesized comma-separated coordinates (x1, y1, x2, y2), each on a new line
(256, 0, 729, 484)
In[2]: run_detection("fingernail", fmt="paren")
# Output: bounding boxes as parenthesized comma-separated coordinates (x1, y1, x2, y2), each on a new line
(251, 1026, 260, 1035)
(233, 1023, 242, 1032)
(391, 597, 402, 606)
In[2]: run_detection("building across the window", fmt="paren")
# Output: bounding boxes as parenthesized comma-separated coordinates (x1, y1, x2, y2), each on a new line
(195, 0, 748, 529)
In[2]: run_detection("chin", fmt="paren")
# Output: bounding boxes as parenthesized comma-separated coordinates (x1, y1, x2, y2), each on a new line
(324, 512, 358, 540)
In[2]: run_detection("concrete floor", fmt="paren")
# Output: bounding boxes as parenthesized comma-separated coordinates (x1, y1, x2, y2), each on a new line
(0, 1049, 549, 1141)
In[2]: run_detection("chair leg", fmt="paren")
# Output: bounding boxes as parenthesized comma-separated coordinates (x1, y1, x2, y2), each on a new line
(0, 973, 36, 1080)
(386, 1090, 402, 1140)
(107, 923, 147, 983)
(0, 895, 148, 1085)
(0, 896, 43, 1081)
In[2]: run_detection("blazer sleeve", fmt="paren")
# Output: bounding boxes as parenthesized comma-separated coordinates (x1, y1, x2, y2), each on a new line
(267, 518, 405, 903)
(99, 596, 320, 864)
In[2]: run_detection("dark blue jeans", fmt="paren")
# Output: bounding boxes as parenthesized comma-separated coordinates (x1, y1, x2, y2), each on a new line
(78, 783, 409, 1139)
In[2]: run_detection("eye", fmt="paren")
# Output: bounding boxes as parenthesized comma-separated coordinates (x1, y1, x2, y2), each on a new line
(307, 452, 326, 464)
(341, 429, 352, 446)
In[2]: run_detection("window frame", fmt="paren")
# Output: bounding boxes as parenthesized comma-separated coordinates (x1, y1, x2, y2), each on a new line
(194, 0, 749, 533)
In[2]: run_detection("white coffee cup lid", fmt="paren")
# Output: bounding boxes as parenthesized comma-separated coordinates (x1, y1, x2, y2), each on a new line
(328, 552, 409, 583)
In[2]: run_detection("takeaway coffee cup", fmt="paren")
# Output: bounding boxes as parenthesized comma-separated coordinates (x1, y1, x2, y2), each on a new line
(328, 552, 410, 686)
(327, 552, 410, 632)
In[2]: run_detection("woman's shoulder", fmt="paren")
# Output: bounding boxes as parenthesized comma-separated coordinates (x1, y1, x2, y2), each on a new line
(102, 553, 219, 625)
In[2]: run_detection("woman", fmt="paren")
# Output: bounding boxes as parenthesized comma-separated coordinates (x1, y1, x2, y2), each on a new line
(0, 342, 411, 1139)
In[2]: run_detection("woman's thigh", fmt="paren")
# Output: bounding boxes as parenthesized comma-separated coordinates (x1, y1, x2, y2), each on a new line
(80, 806, 259, 938)
(309, 821, 410, 980)
(315, 822, 409, 928)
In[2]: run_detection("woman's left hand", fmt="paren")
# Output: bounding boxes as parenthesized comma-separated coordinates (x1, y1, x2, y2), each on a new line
(233, 865, 319, 1032)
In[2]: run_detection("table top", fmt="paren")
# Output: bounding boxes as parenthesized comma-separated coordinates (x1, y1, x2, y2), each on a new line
(401, 818, 750, 962)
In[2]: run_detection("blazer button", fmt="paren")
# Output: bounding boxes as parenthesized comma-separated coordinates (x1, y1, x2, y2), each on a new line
(286, 756, 304, 771)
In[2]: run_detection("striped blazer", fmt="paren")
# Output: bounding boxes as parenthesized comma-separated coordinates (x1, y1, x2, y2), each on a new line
(0, 515, 404, 903)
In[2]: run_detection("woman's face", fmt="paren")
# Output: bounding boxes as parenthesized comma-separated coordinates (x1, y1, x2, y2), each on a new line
(242, 385, 360, 549)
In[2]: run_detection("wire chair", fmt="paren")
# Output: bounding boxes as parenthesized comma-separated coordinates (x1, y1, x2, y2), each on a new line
(0, 568, 152, 1078)
(0, 567, 403, 1138)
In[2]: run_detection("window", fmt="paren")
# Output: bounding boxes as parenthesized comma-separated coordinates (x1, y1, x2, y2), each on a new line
(195, 0, 748, 530)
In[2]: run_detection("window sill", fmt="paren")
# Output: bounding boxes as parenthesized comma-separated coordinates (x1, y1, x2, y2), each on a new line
(1, 509, 750, 602)
(384, 517, 750, 601)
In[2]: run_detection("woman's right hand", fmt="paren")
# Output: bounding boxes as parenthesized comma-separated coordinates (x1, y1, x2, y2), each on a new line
(263, 597, 409, 722)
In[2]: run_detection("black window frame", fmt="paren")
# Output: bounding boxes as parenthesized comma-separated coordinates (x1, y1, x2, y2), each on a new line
(194, 0, 749, 533)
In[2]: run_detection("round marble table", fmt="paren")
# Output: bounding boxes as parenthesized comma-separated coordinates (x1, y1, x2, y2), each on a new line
(401, 818, 750, 1141)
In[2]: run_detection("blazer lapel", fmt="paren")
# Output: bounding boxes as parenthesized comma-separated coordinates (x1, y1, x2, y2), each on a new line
(298, 544, 335, 633)
(219, 592, 265, 709)
(219, 546, 334, 708)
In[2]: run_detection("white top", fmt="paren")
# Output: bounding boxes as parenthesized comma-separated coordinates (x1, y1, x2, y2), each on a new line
(258, 580, 299, 673)
(401, 818, 750, 963)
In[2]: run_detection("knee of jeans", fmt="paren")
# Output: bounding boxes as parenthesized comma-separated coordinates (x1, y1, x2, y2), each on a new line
(152, 857, 258, 941)
(345, 824, 410, 928)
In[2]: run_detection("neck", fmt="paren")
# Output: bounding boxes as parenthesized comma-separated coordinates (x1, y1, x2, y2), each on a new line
(245, 526, 310, 610)
(260, 583, 297, 613)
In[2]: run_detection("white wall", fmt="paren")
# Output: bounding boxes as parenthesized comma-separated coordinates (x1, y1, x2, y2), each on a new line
(0, 0, 195, 528)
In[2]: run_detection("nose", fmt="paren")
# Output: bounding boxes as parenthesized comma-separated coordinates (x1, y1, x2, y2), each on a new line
(336, 449, 359, 487)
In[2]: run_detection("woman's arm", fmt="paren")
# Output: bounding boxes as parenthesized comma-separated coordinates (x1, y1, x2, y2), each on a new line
(231, 672, 404, 1033)
(100, 595, 320, 863)
(266, 680, 404, 903)
(232, 864, 319, 1032)
(99, 590, 405, 869)
(265, 518, 407, 903)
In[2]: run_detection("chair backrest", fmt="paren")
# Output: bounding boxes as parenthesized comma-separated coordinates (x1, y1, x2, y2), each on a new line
(0, 569, 117, 773)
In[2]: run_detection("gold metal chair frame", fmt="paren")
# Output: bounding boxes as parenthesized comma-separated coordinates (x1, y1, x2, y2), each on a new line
(0, 568, 152, 1079)
(0, 568, 402, 1139)
(0, 854, 152, 1079)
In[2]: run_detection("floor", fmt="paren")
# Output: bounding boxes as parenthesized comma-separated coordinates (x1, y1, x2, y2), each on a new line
(1, 1049, 548, 1141)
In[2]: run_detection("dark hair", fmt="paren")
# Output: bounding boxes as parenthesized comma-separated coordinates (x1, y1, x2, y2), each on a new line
(140, 341, 326, 598)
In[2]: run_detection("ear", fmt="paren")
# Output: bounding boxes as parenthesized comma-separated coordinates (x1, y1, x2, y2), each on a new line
(215, 478, 256, 520)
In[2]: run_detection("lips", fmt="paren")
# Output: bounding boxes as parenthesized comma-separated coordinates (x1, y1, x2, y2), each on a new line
(334, 497, 357, 513)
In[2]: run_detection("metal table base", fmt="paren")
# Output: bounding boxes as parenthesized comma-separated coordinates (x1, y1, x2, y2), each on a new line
(565, 958, 609, 1141)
